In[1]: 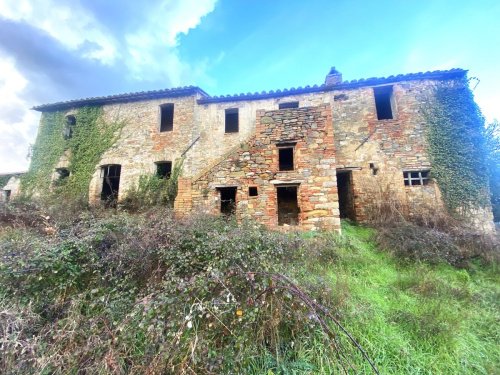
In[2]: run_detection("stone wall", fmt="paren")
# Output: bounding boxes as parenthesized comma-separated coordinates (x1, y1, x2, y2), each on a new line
(175, 104, 339, 231)
(331, 80, 443, 221)
(86, 95, 199, 203)
(1, 175, 22, 202)
(186, 92, 330, 179)
(32, 74, 493, 231)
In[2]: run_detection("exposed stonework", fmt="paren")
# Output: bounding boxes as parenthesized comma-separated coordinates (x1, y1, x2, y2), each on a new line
(176, 105, 338, 231)
(28, 68, 495, 232)
(1, 173, 24, 203)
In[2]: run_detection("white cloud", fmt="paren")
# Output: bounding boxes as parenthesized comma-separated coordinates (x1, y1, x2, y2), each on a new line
(0, 0, 118, 64)
(125, 0, 217, 84)
(0, 55, 39, 173)
(0, 0, 218, 173)
(475, 89, 500, 123)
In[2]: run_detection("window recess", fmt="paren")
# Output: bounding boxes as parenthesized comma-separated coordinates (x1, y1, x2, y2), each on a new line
(279, 101, 299, 109)
(374, 86, 394, 120)
(403, 170, 430, 186)
(225, 108, 239, 133)
(64, 115, 76, 139)
(249, 186, 258, 196)
(278, 143, 296, 171)
(156, 161, 172, 179)
(159, 103, 174, 132)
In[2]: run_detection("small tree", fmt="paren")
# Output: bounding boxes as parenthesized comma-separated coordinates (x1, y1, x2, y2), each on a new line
(485, 119, 500, 221)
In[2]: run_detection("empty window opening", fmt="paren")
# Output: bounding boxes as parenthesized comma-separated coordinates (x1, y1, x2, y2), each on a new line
(277, 185, 299, 226)
(374, 86, 394, 120)
(2, 190, 11, 203)
(54, 168, 70, 185)
(337, 171, 356, 220)
(279, 101, 299, 109)
(225, 108, 239, 133)
(369, 162, 379, 176)
(156, 161, 172, 179)
(100, 164, 121, 207)
(249, 186, 258, 197)
(279, 147, 294, 171)
(160, 103, 174, 132)
(219, 187, 237, 216)
(404, 170, 430, 186)
(64, 115, 76, 139)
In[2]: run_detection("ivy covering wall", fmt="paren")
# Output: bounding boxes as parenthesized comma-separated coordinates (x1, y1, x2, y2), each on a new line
(0, 175, 14, 189)
(21, 106, 124, 200)
(424, 79, 490, 214)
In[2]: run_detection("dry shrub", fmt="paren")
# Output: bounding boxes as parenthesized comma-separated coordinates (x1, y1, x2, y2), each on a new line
(362, 180, 499, 267)
(0, 302, 42, 374)
(375, 213, 499, 267)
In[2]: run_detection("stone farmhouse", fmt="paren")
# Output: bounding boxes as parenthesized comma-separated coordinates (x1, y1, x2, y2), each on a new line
(11, 67, 493, 232)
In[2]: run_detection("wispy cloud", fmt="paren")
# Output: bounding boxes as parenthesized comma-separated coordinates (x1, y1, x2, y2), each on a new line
(0, 0, 118, 64)
(124, 0, 216, 85)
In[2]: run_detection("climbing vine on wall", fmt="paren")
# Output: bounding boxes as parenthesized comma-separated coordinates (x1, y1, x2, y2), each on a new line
(21, 112, 67, 195)
(424, 78, 490, 214)
(0, 175, 13, 189)
(21, 106, 124, 200)
(65, 107, 124, 198)
(122, 158, 184, 209)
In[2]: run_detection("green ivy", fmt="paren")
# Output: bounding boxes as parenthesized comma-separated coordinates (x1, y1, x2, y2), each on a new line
(21, 106, 124, 200)
(0, 174, 13, 188)
(21, 112, 67, 194)
(424, 79, 490, 214)
(64, 107, 124, 199)
(122, 158, 183, 209)
(485, 120, 500, 220)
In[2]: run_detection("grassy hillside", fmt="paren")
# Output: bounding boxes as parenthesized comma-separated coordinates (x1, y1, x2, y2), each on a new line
(0, 204, 498, 374)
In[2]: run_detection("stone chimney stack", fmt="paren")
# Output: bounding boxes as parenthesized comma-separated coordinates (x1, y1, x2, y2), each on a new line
(325, 67, 342, 86)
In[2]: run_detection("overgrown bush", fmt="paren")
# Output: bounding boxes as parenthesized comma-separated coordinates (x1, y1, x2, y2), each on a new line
(0, 203, 377, 374)
(122, 159, 183, 210)
(363, 180, 499, 267)
(376, 221, 499, 267)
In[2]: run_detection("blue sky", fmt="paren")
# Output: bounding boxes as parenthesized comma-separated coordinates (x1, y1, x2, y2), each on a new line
(0, 0, 499, 173)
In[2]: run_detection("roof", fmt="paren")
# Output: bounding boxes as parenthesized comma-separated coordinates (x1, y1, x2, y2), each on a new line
(33, 86, 210, 112)
(32, 68, 466, 111)
(0, 171, 26, 177)
(197, 68, 467, 104)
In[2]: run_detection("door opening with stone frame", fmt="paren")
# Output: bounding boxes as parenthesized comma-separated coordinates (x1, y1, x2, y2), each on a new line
(336, 171, 356, 220)
(277, 185, 300, 226)
(218, 187, 237, 216)
(100, 164, 121, 207)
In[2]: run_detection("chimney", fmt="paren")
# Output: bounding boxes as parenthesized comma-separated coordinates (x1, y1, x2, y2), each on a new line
(325, 67, 342, 86)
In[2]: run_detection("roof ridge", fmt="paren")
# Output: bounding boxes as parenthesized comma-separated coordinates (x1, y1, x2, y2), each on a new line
(33, 85, 210, 112)
(32, 68, 466, 111)
(198, 68, 467, 104)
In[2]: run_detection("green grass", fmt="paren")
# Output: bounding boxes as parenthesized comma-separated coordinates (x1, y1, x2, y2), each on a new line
(1, 205, 498, 374)
(320, 222, 500, 374)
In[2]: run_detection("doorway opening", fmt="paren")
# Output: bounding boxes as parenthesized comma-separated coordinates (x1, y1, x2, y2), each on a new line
(2, 190, 11, 203)
(336, 171, 355, 220)
(101, 165, 121, 207)
(277, 185, 299, 226)
(219, 187, 237, 216)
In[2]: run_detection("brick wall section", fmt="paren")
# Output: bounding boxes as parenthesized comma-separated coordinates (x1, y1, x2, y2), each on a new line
(174, 177, 193, 215)
(175, 104, 340, 231)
